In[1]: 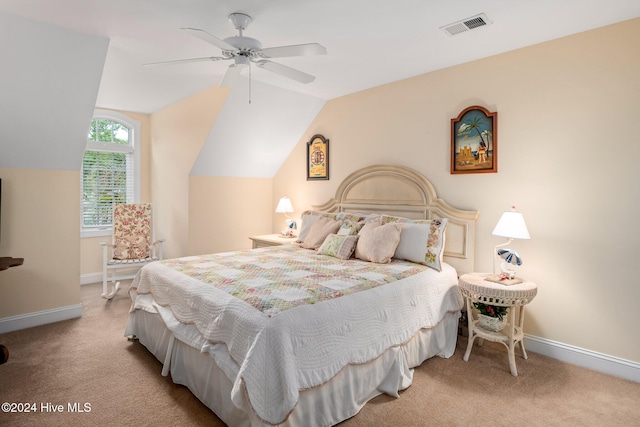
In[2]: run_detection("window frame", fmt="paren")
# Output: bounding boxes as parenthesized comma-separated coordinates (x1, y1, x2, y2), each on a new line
(81, 109, 141, 238)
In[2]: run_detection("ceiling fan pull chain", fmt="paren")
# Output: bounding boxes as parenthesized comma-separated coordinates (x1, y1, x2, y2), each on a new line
(248, 63, 252, 104)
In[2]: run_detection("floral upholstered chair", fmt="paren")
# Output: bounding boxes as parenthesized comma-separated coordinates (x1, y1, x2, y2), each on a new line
(101, 203, 164, 299)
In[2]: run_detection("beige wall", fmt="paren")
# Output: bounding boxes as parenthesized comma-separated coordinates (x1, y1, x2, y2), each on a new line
(188, 176, 273, 255)
(0, 168, 80, 317)
(272, 19, 640, 362)
(150, 86, 229, 260)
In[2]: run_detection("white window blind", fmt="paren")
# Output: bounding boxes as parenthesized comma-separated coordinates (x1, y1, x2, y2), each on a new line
(81, 147, 134, 228)
(81, 110, 140, 237)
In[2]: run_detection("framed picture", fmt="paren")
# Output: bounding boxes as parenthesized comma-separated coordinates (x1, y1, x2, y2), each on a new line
(307, 134, 329, 180)
(451, 106, 497, 174)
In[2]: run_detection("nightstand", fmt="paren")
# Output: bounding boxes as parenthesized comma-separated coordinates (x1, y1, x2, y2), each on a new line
(459, 272, 538, 376)
(249, 234, 298, 249)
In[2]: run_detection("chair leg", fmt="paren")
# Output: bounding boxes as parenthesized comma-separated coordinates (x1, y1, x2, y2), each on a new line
(101, 244, 111, 299)
(102, 267, 121, 300)
(102, 267, 109, 299)
(103, 280, 121, 300)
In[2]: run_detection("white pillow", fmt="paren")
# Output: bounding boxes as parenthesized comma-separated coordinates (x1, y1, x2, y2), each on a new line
(297, 213, 319, 243)
(381, 215, 448, 271)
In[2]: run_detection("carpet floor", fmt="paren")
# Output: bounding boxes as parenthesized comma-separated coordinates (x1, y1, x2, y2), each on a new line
(0, 282, 639, 426)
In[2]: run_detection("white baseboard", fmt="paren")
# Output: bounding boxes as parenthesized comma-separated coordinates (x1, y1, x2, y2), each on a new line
(81, 271, 138, 286)
(524, 334, 640, 383)
(81, 272, 102, 285)
(0, 304, 83, 334)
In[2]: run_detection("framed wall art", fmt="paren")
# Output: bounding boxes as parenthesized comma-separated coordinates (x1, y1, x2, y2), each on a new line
(451, 106, 498, 174)
(306, 134, 329, 180)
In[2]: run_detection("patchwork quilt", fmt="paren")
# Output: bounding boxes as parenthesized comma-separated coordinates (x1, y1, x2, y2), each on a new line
(159, 244, 429, 317)
(129, 244, 462, 425)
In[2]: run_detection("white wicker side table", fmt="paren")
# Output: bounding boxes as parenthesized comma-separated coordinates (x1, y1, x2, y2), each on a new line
(459, 273, 538, 376)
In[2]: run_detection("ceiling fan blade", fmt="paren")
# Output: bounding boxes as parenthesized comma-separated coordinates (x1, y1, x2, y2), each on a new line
(257, 43, 327, 58)
(219, 64, 245, 87)
(255, 60, 315, 84)
(144, 56, 227, 66)
(181, 27, 237, 52)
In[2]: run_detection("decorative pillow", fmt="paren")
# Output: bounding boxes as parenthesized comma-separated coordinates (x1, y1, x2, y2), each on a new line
(335, 212, 377, 223)
(379, 214, 411, 225)
(354, 221, 402, 264)
(317, 234, 358, 260)
(301, 216, 343, 249)
(114, 235, 150, 260)
(382, 215, 448, 271)
(112, 203, 152, 260)
(296, 211, 339, 243)
(337, 220, 363, 236)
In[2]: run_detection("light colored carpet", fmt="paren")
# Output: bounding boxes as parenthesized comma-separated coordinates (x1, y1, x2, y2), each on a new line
(0, 282, 639, 426)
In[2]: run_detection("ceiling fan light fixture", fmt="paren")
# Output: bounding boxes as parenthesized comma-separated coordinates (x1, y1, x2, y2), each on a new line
(234, 56, 250, 67)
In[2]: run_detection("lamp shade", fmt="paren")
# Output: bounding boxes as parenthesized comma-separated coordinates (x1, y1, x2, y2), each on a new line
(275, 196, 294, 214)
(492, 207, 530, 239)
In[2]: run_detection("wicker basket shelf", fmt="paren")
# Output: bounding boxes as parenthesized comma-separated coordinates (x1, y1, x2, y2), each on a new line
(477, 313, 506, 332)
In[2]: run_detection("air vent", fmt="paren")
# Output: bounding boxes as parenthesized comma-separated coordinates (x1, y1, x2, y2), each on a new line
(441, 13, 492, 37)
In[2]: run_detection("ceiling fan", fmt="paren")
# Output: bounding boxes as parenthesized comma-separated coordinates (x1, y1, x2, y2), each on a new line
(146, 12, 327, 88)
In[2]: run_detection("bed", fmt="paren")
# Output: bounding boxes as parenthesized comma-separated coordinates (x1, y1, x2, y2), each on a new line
(124, 165, 479, 426)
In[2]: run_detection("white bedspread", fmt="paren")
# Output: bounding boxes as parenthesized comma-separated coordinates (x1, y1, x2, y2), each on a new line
(128, 247, 462, 425)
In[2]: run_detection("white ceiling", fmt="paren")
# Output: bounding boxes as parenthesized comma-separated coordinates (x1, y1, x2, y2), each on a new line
(1, 0, 639, 114)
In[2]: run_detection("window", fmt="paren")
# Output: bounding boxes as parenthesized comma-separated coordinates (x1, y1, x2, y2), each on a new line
(81, 110, 140, 238)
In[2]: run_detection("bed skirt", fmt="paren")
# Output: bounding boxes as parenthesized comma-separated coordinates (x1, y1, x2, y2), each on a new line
(126, 308, 460, 427)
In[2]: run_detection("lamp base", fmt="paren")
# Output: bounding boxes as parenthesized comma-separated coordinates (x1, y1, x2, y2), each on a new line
(500, 262, 516, 279)
(493, 239, 513, 274)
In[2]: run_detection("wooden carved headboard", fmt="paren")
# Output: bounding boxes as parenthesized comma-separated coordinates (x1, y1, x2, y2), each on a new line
(313, 165, 479, 274)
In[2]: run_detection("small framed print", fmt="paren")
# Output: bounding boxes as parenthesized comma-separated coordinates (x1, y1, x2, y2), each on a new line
(307, 134, 329, 180)
(451, 106, 498, 174)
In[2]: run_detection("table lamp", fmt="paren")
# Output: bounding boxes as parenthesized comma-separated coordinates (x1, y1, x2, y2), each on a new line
(275, 196, 296, 237)
(492, 206, 530, 276)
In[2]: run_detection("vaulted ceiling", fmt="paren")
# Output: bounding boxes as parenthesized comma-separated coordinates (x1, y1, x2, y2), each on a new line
(2, 0, 639, 114)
